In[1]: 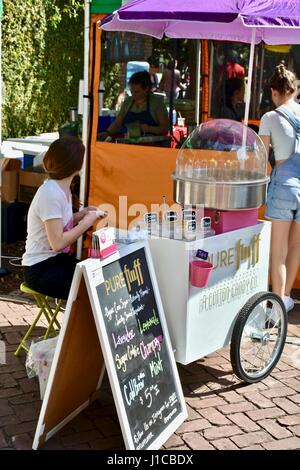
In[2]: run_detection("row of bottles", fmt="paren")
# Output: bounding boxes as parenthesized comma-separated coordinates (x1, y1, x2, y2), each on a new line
(176, 120, 267, 185)
(176, 158, 244, 181)
(137, 205, 215, 241)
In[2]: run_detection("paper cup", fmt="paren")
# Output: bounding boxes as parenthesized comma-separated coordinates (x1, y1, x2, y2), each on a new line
(190, 260, 213, 288)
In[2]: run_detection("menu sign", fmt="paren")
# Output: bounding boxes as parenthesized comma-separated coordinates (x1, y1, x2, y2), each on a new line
(95, 246, 185, 450)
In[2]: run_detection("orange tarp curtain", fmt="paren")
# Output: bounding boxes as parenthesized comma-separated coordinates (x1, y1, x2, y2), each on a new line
(88, 17, 179, 228)
(89, 142, 178, 228)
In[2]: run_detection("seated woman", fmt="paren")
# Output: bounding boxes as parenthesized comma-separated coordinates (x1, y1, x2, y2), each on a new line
(218, 77, 245, 122)
(22, 137, 105, 300)
(103, 71, 169, 139)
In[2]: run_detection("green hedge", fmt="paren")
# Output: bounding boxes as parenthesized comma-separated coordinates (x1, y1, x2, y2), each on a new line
(2, 1, 84, 138)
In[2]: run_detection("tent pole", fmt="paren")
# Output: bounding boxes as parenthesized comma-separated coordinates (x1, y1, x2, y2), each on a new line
(244, 27, 256, 126)
(240, 28, 256, 170)
(257, 45, 265, 117)
(168, 40, 178, 136)
(195, 40, 201, 125)
(208, 41, 214, 118)
(252, 46, 259, 120)
(0, 18, 9, 276)
(77, 0, 90, 260)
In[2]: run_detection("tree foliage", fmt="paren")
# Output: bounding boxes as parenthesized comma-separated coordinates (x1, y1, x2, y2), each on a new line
(2, 0, 84, 138)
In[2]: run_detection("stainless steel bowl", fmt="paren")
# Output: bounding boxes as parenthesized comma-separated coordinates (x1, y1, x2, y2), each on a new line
(172, 171, 269, 210)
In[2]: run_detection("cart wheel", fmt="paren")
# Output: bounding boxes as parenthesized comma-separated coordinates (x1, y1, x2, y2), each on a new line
(230, 292, 287, 383)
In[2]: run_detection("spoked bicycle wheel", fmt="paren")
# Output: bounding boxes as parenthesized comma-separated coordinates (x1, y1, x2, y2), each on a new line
(230, 292, 287, 383)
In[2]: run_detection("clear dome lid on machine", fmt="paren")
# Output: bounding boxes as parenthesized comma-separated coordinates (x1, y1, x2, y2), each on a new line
(173, 119, 269, 210)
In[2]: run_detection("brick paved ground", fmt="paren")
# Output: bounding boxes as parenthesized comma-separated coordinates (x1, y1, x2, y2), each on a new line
(0, 293, 300, 450)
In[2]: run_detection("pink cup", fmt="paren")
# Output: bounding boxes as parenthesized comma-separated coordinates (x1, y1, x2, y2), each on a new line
(190, 260, 213, 288)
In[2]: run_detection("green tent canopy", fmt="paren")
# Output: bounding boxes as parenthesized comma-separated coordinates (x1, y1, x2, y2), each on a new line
(91, 0, 122, 14)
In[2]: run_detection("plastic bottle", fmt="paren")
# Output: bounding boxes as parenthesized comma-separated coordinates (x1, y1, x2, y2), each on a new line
(192, 158, 202, 179)
(69, 107, 78, 122)
(167, 107, 177, 126)
(183, 219, 197, 241)
(199, 216, 215, 238)
(98, 81, 105, 116)
(184, 157, 193, 178)
(172, 109, 177, 125)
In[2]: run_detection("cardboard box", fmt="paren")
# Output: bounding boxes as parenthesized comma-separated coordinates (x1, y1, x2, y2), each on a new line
(1, 158, 21, 203)
(18, 170, 48, 204)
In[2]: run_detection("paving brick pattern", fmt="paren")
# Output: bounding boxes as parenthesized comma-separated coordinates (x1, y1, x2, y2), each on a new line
(0, 295, 299, 450)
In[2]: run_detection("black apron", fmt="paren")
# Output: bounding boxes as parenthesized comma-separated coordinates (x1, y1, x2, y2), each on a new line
(123, 94, 157, 134)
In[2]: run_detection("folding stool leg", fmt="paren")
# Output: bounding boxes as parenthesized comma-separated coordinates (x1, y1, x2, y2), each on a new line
(43, 298, 62, 339)
(44, 297, 61, 330)
(15, 287, 63, 356)
(14, 298, 45, 356)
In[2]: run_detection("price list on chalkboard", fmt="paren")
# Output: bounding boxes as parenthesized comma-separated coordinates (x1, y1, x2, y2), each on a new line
(96, 247, 183, 450)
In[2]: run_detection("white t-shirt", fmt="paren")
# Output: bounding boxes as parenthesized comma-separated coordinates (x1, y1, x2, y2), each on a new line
(259, 103, 300, 161)
(22, 179, 73, 266)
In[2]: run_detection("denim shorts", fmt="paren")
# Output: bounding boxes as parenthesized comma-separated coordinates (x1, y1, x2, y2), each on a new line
(265, 155, 300, 223)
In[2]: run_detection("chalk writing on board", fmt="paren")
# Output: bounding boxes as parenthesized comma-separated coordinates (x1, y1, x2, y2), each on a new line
(96, 248, 182, 450)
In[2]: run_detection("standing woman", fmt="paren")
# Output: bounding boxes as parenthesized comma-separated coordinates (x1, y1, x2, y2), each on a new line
(22, 137, 105, 300)
(259, 64, 300, 312)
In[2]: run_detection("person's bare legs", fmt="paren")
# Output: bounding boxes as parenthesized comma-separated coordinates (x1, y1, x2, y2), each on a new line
(270, 220, 292, 298)
(285, 221, 300, 297)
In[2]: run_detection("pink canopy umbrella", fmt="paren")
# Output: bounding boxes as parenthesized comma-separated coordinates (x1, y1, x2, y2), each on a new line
(102, 0, 300, 44)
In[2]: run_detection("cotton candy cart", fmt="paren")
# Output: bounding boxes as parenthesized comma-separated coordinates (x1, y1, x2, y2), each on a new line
(148, 120, 287, 383)
(148, 220, 287, 383)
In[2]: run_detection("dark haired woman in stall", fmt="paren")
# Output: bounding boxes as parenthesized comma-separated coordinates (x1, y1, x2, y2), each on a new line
(104, 71, 168, 138)
(22, 137, 105, 300)
(259, 64, 300, 313)
(218, 77, 245, 122)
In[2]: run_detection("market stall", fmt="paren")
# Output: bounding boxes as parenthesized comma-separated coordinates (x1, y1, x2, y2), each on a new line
(88, 0, 300, 288)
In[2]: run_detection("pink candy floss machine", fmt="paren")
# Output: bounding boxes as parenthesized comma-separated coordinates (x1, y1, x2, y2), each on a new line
(204, 209, 258, 235)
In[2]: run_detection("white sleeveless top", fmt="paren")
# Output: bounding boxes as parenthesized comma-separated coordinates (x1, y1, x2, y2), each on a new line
(259, 102, 300, 161)
(22, 179, 73, 266)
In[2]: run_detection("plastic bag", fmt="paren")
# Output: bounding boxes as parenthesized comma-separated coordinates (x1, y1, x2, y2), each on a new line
(26, 336, 58, 399)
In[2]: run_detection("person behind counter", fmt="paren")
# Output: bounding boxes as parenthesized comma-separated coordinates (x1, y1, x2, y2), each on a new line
(103, 71, 169, 138)
(226, 50, 245, 80)
(147, 55, 159, 92)
(259, 64, 300, 313)
(159, 60, 186, 99)
(218, 77, 245, 121)
(22, 137, 106, 300)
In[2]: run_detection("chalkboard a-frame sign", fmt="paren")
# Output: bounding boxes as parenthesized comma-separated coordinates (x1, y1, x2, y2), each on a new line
(32, 240, 187, 450)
